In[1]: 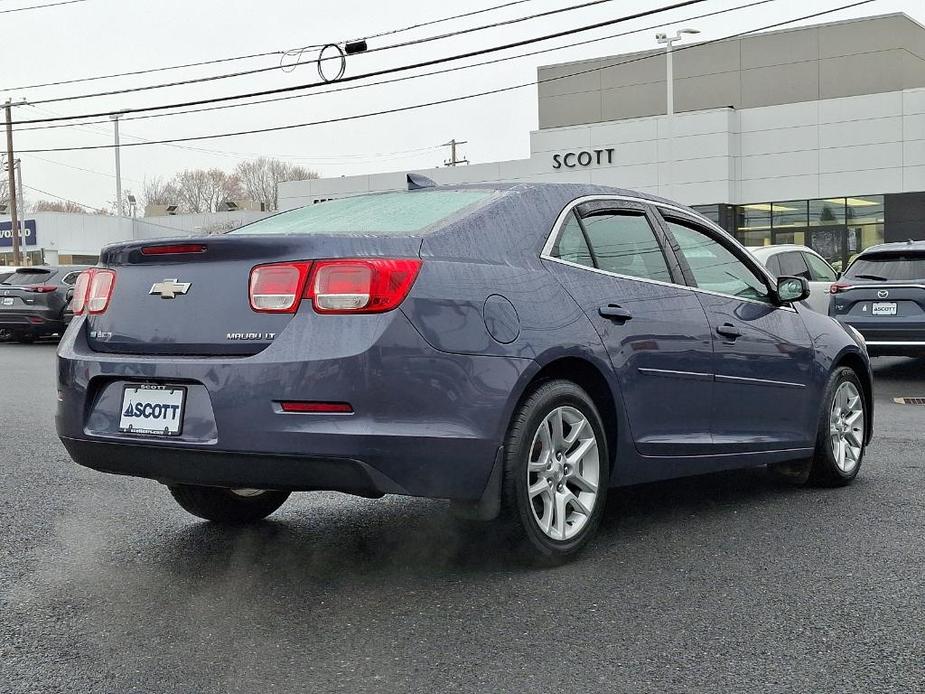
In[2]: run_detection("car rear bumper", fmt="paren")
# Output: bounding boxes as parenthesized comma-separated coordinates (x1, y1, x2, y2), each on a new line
(56, 313, 532, 500)
(835, 318, 925, 354)
(61, 436, 416, 496)
(0, 307, 66, 334)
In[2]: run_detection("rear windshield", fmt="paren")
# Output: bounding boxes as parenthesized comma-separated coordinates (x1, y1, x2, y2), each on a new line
(232, 190, 493, 236)
(0, 269, 54, 285)
(845, 254, 925, 282)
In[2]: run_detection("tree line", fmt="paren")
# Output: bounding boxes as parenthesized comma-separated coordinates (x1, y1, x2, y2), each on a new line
(11, 157, 319, 215)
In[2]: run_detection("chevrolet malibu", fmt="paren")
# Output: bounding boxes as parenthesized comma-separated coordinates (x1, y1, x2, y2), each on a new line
(57, 181, 873, 564)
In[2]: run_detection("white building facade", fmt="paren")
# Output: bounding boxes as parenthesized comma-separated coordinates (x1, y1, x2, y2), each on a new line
(279, 13, 925, 270)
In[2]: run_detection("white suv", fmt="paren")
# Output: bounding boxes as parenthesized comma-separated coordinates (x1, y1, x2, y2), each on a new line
(749, 245, 839, 314)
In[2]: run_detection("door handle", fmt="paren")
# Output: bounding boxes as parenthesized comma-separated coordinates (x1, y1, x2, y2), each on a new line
(716, 323, 742, 339)
(599, 304, 633, 322)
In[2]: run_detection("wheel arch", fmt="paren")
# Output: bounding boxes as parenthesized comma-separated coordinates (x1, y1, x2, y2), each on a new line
(510, 354, 621, 474)
(833, 348, 874, 444)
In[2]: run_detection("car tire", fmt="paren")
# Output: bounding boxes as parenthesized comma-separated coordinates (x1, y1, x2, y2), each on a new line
(15, 334, 35, 344)
(806, 366, 867, 487)
(500, 379, 609, 565)
(168, 485, 290, 523)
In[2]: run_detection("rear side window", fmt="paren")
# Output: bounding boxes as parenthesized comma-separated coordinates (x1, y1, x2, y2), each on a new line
(803, 253, 837, 282)
(551, 212, 593, 267)
(845, 254, 925, 282)
(1, 270, 54, 285)
(777, 251, 811, 280)
(580, 212, 672, 283)
(232, 190, 493, 236)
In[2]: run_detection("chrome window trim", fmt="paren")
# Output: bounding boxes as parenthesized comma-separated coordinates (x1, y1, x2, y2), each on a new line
(715, 374, 806, 389)
(541, 195, 796, 313)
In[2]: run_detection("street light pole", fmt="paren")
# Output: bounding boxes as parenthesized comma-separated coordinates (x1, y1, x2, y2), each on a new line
(655, 28, 700, 197)
(111, 112, 123, 216)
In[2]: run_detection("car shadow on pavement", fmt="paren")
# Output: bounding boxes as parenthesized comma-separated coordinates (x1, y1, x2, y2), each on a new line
(140, 465, 807, 581)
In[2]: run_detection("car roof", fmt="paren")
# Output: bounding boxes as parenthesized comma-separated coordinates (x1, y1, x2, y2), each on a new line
(749, 244, 823, 258)
(858, 240, 925, 256)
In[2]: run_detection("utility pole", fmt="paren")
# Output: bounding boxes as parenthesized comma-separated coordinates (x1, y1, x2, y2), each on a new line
(111, 113, 123, 216)
(443, 139, 469, 167)
(4, 99, 22, 266)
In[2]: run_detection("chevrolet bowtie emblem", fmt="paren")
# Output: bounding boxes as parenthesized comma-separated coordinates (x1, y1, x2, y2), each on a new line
(150, 279, 191, 299)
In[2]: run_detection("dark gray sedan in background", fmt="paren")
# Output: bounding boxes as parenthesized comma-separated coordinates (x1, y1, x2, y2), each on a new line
(56, 182, 872, 564)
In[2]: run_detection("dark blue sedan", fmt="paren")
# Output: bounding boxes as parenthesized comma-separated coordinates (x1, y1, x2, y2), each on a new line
(56, 181, 873, 564)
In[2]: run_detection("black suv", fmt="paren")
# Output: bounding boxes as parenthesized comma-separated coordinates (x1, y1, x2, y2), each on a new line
(830, 241, 925, 356)
(0, 266, 89, 342)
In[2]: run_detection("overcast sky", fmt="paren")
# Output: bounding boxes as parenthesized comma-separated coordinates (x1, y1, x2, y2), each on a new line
(4, 0, 924, 210)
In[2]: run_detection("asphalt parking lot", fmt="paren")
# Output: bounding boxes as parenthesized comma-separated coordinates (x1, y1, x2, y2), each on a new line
(1, 342, 923, 693)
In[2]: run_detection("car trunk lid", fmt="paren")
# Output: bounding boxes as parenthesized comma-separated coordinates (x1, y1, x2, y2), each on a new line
(88, 234, 422, 356)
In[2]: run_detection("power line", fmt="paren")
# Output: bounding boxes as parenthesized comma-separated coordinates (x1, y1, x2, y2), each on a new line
(22, 0, 625, 107)
(16, 0, 877, 155)
(22, 183, 100, 210)
(1, 0, 538, 93)
(14, 0, 781, 135)
(12, 0, 708, 125)
(0, 0, 88, 14)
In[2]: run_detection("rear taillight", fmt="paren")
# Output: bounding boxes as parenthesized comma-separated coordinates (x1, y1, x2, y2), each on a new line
(248, 258, 421, 314)
(308, 258, 422, 314)
(87, 270, 116, 314)
(249, 262, 312, 313)
(24, 284, 57, 293)
(71, 268, 116, 315)
(829, 282, 851, 294)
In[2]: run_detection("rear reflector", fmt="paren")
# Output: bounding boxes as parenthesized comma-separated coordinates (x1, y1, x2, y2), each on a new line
(141, 243, 207, 256)
(308, 258, 422, 314)
(71, 268, 116, 316)
(249, 262, 312, 313)
(279, 401, 353, 414)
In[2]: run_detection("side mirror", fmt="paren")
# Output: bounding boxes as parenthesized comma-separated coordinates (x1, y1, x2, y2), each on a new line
(776, 276, 810, 304)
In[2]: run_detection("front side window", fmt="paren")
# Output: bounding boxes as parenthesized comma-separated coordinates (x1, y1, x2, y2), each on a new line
(803, 253, 837, 282)
(580, 212, 672, 283)
(665, 220, 771, 303)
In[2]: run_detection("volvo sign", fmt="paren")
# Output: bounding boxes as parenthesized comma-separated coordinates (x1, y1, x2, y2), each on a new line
(0, 219, 37, 247)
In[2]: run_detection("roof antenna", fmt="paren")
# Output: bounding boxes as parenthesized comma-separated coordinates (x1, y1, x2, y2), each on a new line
(407, 173, 437, 190)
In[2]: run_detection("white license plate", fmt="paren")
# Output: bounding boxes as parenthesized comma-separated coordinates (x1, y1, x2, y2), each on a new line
(119, 384, 186, 436)
(1, 298, 12, 306)
(872, 302, 897, 316)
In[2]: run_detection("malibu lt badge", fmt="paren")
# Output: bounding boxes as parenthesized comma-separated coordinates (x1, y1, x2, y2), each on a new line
(227, 332, 277, 341)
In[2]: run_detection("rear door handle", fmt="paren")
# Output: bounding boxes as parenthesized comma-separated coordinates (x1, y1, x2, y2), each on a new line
(716, 323, 742, 339)
(599, 304, 633, 322)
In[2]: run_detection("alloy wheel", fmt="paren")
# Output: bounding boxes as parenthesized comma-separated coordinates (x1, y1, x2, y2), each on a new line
(526, 406, 600, 541)
(829, 381, 864, 473)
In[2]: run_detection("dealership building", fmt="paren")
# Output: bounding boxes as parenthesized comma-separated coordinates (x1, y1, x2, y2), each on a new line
(279, 13, 925, 270)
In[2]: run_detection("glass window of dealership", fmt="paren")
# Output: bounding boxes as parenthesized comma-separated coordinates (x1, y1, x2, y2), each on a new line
(692, 195, 885, 271)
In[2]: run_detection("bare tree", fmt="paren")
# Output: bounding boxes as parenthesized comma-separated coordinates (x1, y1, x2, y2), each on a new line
(234, 157, 318, 211)
(172, 168, 243, 213)
(31, 199, 87, 214)
(141, 176, 179, 209)
(0, 176, 9, 210)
